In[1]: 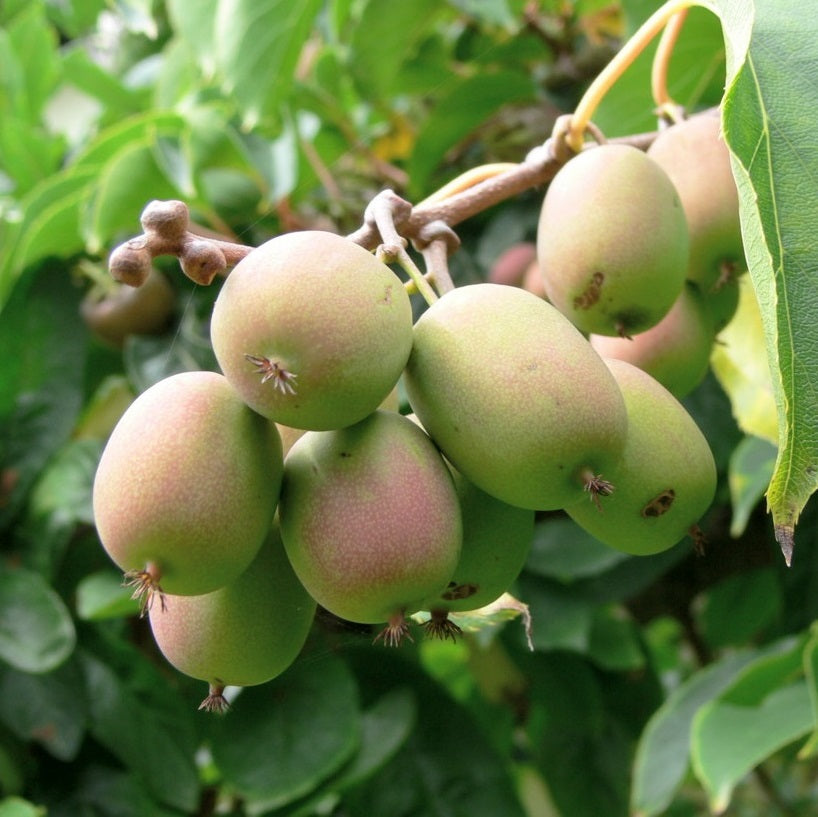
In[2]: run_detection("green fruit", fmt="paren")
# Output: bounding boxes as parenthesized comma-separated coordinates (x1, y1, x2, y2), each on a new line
(589, 282, 715, 399)
(537, 143, 689, 337)
(647, 112, 745, 291)
(421, 471, 534, 624)
(278, 410, 462, 645)
(81, 266, 175, 348)
(209, 230, 413, 430)
(403, 283, 628, 510)
(565, 358, 717, 555)
(149, 523, 316, 712)
(93, 370, 283, 607)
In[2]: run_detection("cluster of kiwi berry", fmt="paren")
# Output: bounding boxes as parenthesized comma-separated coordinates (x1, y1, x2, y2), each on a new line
(92, 109, 742, 712)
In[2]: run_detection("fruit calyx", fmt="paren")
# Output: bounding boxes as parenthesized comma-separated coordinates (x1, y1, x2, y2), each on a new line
(581, 470, 615, 511)
(123, 562, 166, 617)
(198, 683, 230, 714)
(244, 354, 298, 395)
(372, 610, 414, 648)
(422, 608, 463, 643)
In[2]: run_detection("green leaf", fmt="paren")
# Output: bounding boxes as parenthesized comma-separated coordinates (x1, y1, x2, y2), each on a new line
(631, 649, 757, 817)
(0, 263, 88, 532)
(0, 656, 86, 761)
(213, 0, 323, 129)
(75, 570, 141, 621)
(81, 651, 200, 812)
(0, 169, 97, 311)
(691, 682, 813, 813)
(588, 605, 645, 671)
(209, 651, 361, 813)
(727, 434, 777, 536)
(165, 0, 218, 75)
(408, 70, 538, 196)
(525, 516, 630, 582)
(798, 626, 818, 758)
(714, 0, 818, 559)
(710, 275, 778, 446)
(594, 4, 725, 139)
(60, 47, 144, 115)
(329, 687, 417, 790)
(349, 0, 445, 101)
(0, 568, 76, 674)
(82, 138, 184, 254)
(28, 438, 102, 529)
(694, 567, 781, 650)
(0, 798, 46, 817)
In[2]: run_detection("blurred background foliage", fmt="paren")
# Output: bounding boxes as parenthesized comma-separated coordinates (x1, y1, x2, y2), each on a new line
(1, 1, 817, 816)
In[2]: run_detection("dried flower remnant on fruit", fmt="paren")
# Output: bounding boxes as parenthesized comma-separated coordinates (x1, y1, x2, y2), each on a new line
(198, 683, 230, 714)
(641, 488, 676, 517)
(123, 563, 166, 617)
(245, 354, 298, 395)
(373, 611, 414, 647)
(422, 609, 463, 642)
(583, 473, 615, 511)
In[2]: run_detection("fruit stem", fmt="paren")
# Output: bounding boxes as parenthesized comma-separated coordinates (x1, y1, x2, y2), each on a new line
(651, 7, 689, 120)
(379, 243, 439, 307)
(566, 0, 697, 153)
(418, 163, 519, 207)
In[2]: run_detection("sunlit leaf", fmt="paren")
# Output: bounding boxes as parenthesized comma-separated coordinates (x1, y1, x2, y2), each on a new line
(710, 275, 777, 445)
(714, 0, 818, 560)
(727, 434, 777, 536)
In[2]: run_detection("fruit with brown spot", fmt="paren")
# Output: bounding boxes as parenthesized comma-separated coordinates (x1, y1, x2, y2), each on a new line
(537, 144, 689, 337)
(647, 112, 745, 292)
(565, 358, 717, 555)
(403, 283, 628, 510)
(589, 282, 715, 399)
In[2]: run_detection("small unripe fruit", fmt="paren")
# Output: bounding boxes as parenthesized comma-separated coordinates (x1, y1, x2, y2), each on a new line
(566, 358, 717, 555)
(589, 282, 715, 399)
(149, 523, 316, 712)
(93, 371, 283, 607)
(81, 267, 175, 347)
(404, 283, 628, 510)
(210, 231, 413, 430)
(279, 410, 462, 645)
(647, 112, 745, 291)
(488, 242, 537, 287)
(537, 144, 689, 337)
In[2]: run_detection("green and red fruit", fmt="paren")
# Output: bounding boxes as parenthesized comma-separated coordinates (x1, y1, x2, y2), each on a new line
(403, 283, 628, 511)
(93, 370, 283, 609)
(589, 282, 716, 399)
(647, 112, 745, 291)
(149, 523, 316, 713)
(565, 358, 717, 555)
(278, 410, 462, 645)
(209, 230, 413, 430)
(537, 143, 689, 337)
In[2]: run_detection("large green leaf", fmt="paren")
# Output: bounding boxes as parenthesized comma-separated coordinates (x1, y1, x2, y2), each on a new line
(213, 0, 324, 129)
(691, 682, 813, 812)
(630, 649, 756, 817)
(209, 651, 361, 813)
(81, 651, 200, 812)
(712, 0, 818, 561)
(0, 569, 76, 674)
